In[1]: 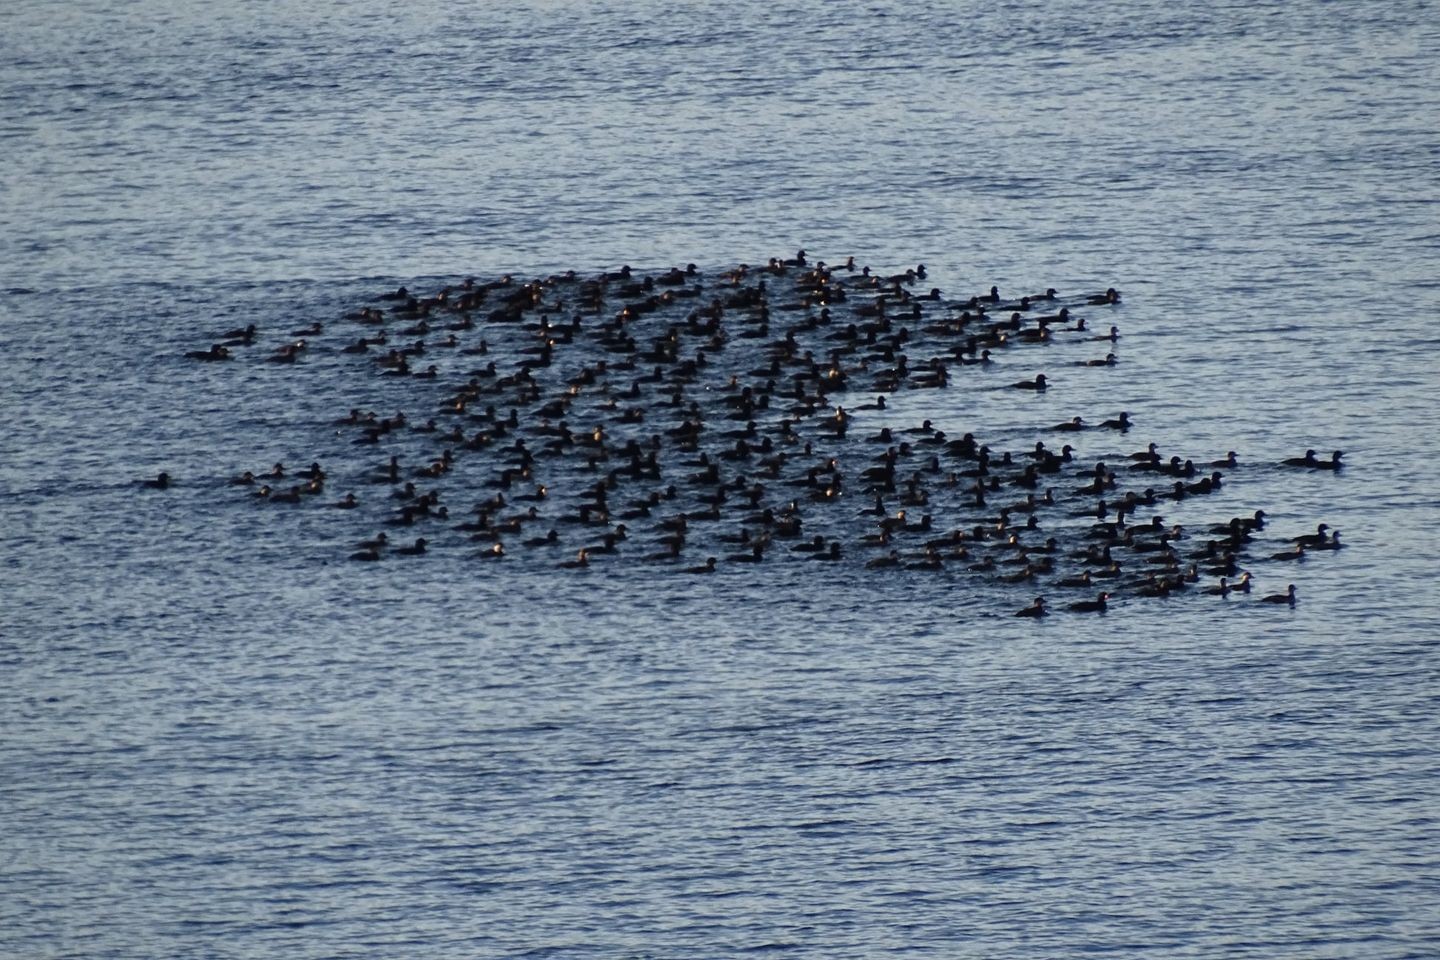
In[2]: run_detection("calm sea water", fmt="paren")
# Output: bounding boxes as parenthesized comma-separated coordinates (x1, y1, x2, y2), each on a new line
(4, 1, 1440, 957)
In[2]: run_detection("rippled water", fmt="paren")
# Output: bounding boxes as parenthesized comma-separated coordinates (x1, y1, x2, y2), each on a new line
(4, 1, 1440, 956)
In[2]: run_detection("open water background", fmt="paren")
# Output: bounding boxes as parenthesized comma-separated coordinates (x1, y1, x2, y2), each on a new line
(3, 0, 1439, 956)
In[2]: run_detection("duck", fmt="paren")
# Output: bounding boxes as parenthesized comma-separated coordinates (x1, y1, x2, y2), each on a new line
(1293, 523, 1332, 548)
(185, 344, 231, 361)
(1014, 596, 1047, 618)
(726, 543, 767, 563)
(394, 537, 428, 556)
(1205, 577, 1232, 597)
(354, 533, 388, 552)
(866, 550, 902, 570)
(142, 472, 171, 490)
(907, 548, 944, 571)
(1068, 592, 1110, 613)
(1235, 509, 1267, 533)
(1100, 412, 1132, 431)
(1260, 584, 1297, 606)
(1128, 442, 1159, 463)
(1012, 373, 1047, 390)
(683, 557, 717, 574)
(1283, 449, 1343, 470)
(220, 322, 257, 343)
(523, 528, 561, 548)
(792, 534, 829, 553)
(267, 340, 307, 363)
(584, 526, 628, 555)
(999, 564, 1038, 584)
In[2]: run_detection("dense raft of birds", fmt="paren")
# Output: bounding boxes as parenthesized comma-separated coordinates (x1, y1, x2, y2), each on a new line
(170, 252, 1345, 616)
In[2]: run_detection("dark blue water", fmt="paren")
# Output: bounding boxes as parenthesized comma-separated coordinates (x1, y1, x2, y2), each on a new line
(4, 1, 1440, 956)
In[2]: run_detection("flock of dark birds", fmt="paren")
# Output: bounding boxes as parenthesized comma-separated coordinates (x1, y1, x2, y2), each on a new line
(165, 251, 1345, 617)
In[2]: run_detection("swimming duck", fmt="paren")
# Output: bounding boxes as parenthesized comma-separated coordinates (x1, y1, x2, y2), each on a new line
(523, 528, 561, 548)
(1292, 523, 1332, 548)
(792, 534, 829, 553)
(1204, 577, 1232, 597)
(1260, 584, 1297, 606)
(220, 322, 257, 343)
(185, 344, 231, 361)
(1014, 596, 1047, 618)
(1068, 592, 1110, 613)
(354, 533, 388, 552)
(907, 548, 944, 571)
(1283, 449, 1343, 470)
(726, 543, 767, 563)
